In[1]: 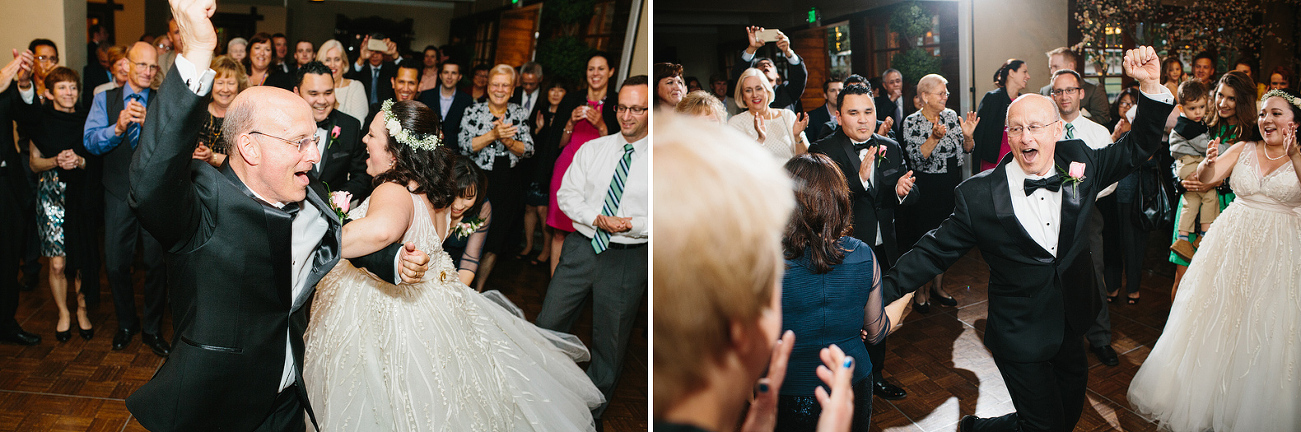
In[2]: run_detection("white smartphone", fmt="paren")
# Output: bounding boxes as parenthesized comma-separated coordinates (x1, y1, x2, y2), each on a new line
(756, 29, 780, 43)
(366, 38, 387, 52)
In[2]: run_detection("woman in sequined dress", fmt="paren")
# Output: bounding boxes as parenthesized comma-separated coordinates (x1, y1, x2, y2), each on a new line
(16, 67, 94, 342)
(303, 100, 602, 431)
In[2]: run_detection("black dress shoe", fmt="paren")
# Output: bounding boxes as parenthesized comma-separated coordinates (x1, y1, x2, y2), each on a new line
(1, 329, 41, 345)
(55, 329, 71, 342)
(872, 379, 907, 400)
(112, 328, 134, 350)
(141, 333, 171, 356)
(1092, 344, 1120, 366)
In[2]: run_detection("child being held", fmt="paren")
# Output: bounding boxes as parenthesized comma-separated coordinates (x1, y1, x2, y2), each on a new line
(1168, 79, 1216, 260)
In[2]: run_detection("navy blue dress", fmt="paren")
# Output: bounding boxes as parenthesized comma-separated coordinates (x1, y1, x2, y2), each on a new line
(777, 236, 888, 431)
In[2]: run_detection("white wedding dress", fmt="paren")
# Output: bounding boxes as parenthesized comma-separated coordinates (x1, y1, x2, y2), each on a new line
(1128, 143, 1301, 431)
(304, 192, 603, 431)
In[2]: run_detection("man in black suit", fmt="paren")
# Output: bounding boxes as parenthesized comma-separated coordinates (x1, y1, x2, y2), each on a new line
(875, 68, 905, 140)
(806, 78, 842, 141)
(0, 52, 40, 346)
(126, 3, 429, 429)
(82, 41, 171, 356)
(808, 83, 919, 401)
(418, 61, 473, 146)
(366, 63, 421, 125)
(730, 26, 807, 113)
(295, 61, 373, 204)
(881, 47, 1172, 432)
(510, 61, 543, 117)
(347, 34, 401, 106)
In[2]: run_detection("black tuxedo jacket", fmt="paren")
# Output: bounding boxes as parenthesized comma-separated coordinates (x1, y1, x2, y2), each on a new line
(346, 61, 398, 104)
(418, 88, 474, 148)
(881, 94, 1173, 362)
(315, 110, 372, 202)
(874, 95, 905, 139)
(808, 130, 920, 265)
(124, 66, 400, 431)
(806, 103, 834, 142)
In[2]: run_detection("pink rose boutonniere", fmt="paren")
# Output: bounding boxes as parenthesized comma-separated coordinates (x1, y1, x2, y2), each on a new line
(329, 190, 352, 222)
(329, 125, 341, 149)
(1057, 161, 1087, 194)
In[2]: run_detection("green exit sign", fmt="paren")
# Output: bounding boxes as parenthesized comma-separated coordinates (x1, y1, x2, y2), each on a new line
(808, 8, 816, 23)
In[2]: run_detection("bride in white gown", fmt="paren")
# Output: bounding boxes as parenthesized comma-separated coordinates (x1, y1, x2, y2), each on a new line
(303, 100, 603, 431)
(1128, 90, 1301, 432)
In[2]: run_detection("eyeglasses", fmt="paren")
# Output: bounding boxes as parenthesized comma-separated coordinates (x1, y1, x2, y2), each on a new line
(36, 55, 58, 63)
(928, 90, 950, 97)
(1006, 120, 1061, 137)
(249, 131, 321, 153)
(133, 62, 160, 72)
(1049, 87, 1082, 97)
(616, 105, 648, 115)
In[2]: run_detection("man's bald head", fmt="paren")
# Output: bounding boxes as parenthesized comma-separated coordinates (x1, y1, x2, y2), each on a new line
(1005, 94, 1064, 176)
(126, 42, 158, 91)
(223, 86, 321, 204)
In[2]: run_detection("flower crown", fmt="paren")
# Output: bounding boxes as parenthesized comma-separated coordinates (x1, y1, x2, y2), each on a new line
(382, 99, 442, 151)
(1261, 89, 1301, 110)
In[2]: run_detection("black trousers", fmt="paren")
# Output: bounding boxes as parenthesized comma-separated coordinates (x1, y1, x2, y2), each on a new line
(482, 157, 523, 256)
(252, 385, 307, 432)
(973, 332, 1089, 432)
(1102, 197, 1146, 295)
(103, 192, 167, 334)
(0, 171, 24, 334)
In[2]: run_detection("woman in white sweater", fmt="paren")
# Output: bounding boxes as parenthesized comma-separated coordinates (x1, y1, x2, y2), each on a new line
(317, 39, 369, 122)
(728, 67, 809, 160)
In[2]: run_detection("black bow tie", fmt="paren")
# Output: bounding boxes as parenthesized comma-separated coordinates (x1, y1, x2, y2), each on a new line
(1023, 174, 1065, 195)
(283, 201, 302, 219)
(316, 118, 332, 130)
(852, 140, 875, 152)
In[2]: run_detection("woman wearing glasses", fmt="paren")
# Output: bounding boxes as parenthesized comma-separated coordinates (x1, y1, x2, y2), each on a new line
(458, 64, 534, 292)
(896, 74, 978, 312)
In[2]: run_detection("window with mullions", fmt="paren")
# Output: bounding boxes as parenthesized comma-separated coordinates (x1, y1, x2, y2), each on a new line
(585, 1, 617, 52)
(473, 20, 496, 66)
(1080, 24, 1128, 102)
(873, 14, 941, 77)
(827, 22, 851, 81)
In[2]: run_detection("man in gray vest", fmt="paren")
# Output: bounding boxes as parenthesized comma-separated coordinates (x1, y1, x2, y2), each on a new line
(83, 41, 170, 357)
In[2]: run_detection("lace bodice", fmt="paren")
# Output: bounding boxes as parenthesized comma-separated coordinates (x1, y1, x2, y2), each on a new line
(1230, 144, 1301, 212)
(348, 192, 460, 282)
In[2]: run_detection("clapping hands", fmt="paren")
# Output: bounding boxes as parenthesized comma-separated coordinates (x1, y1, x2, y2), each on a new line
(55, 149, 80, 170)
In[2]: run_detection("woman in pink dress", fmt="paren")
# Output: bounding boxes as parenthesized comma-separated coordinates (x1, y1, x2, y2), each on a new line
(545, 52, 619, 275)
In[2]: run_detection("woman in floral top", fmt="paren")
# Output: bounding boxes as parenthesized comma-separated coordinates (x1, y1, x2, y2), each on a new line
(457, 63, 533, 292)
(897, 74, 978, 312)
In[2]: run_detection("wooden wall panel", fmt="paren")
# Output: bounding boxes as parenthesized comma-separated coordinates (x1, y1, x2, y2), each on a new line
(791, 27, 827, 113)
(494, 5, 540, 68)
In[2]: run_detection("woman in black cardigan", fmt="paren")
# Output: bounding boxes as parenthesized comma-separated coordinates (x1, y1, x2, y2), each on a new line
(972, 59, 1029, 174)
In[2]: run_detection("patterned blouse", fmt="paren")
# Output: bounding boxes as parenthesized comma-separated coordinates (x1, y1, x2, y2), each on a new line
(901, 109, 967, 174)
(457, 102, 535, 170)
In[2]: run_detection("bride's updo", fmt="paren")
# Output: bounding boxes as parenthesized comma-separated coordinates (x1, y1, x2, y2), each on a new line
(373, 100, 457, 209)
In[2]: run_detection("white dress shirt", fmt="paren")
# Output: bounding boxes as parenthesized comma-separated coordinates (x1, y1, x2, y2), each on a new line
(557, 133, 648, 244)
(520, 88, 540, 113)
(1064, 114, 1118, 198)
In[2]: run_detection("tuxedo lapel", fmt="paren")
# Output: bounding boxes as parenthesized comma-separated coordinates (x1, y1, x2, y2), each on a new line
(315, 115, 337, 176)
(990, 158, 1053, 260)
(295, 177, 341, 313)
(1054, 149, 1088, 259)
(219, 163, 294, 307)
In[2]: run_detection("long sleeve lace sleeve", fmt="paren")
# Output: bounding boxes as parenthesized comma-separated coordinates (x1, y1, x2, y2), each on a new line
(862, 256, 890, 345)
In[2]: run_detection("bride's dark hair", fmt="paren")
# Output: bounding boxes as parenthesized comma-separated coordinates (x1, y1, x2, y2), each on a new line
(373, 100, 457, 209)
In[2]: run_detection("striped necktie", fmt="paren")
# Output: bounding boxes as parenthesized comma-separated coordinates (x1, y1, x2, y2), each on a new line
(591, 143, 635, 254)
(1064, 122, 1075, 140)
(126, 93, 142, 149)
